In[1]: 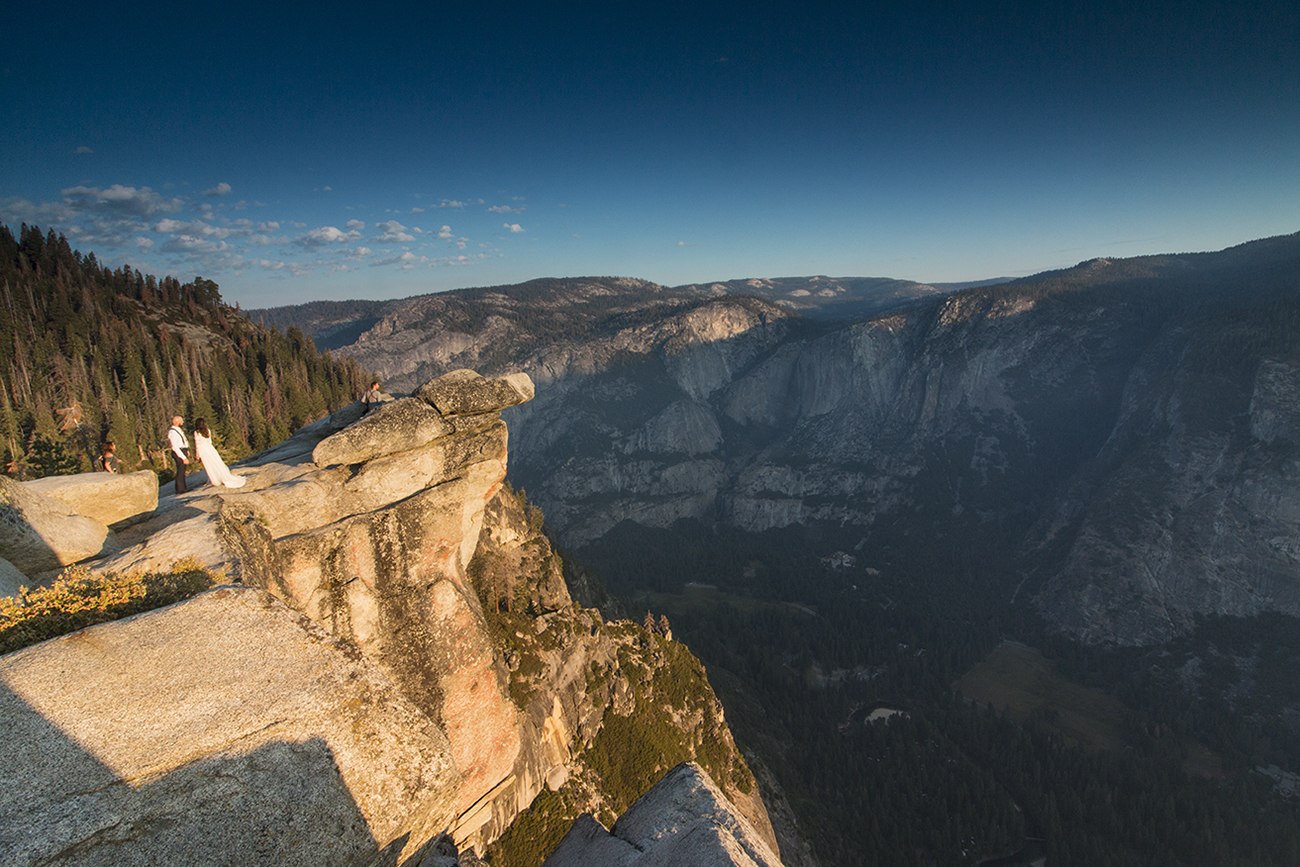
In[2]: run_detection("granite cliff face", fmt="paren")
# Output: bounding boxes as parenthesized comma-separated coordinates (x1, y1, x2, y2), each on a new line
(258, 234, 1300, 646)
(0, 369, 777, 865)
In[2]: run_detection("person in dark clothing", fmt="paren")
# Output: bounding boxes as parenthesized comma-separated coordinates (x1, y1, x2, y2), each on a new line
(94, 441, 122, 473)
(167, 416, 190, 493)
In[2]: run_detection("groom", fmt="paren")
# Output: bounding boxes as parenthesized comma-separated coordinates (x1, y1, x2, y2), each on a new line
(167, 415, 190, 494)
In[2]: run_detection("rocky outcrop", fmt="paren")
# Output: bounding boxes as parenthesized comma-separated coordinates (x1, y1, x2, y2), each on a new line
(0, 370, 528, 865)
(2, 366, 777, 865)
(21, 470, 158, 529)
(459, 485, 778, 859)
(0, 464, 158, 597)
(310, 397, 452, 466)
(543, 763, 784, 867)
(419, 370, 534, 416)
(0, 476, 117, 575)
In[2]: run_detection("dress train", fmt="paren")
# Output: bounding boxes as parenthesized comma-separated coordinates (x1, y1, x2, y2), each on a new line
(194, 432, 246, 488)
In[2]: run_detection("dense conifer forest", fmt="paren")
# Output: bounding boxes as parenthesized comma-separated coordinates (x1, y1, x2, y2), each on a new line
(580, 521, 1300, 866)
(0, 223, 370, 479)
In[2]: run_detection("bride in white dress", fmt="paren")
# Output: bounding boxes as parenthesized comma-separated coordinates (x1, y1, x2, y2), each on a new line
(193, 419, 246, 488)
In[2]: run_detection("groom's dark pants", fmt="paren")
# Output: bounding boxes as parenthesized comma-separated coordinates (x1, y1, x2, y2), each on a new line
(173, 451, 188, 493)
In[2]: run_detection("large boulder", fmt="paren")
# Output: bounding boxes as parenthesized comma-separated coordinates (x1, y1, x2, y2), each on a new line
(23, 470, 158, 528)
(417, 370, 534, 417)
(0, 585, 462, 867)
(0, 477, 114, 575)
(543, 763, 785, 867)
(312, 397, 453, 468)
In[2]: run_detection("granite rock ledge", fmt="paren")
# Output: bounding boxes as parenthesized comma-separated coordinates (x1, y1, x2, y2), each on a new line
(0, 368, 784, 867)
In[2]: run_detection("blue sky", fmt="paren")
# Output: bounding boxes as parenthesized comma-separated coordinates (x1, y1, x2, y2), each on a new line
(2, 1, 1298, 308)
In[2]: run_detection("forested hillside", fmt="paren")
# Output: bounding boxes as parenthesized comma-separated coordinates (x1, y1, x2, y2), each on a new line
(0, 223, 370, 479)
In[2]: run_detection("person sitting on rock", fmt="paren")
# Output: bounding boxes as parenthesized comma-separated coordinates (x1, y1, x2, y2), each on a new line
(94, 441, 121, 473)
(362, 381, 389, 414)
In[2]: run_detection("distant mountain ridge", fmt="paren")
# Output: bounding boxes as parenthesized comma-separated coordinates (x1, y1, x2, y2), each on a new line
(255, 232, 1300, 648)
(670, 275, 955, 321)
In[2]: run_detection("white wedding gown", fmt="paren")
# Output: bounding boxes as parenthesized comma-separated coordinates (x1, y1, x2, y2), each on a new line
(194, 432, 246, 488)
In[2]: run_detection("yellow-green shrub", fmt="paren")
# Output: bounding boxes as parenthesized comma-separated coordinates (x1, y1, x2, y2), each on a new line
(0, 559, 215, 654)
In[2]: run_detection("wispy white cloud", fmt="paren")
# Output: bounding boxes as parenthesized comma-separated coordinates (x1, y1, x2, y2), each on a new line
(75, 145, 93, 155)
(160, 234, 237, 258)
(371, 250, 429, 269)
(374, 219, 414, 242)
(295, 226, 363, 248)
(0, 185, 188, 251)
(154, 218, 248, 240)
(1, 180, 530, 293)
(0, 196, 80, 227)
(62, 184, 184, 218)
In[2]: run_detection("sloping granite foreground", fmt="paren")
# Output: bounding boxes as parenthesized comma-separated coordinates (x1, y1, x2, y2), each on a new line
(0, 586, 460, 867)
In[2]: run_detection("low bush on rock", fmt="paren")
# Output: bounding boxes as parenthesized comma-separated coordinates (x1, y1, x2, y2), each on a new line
(0, 559, 215, 654)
